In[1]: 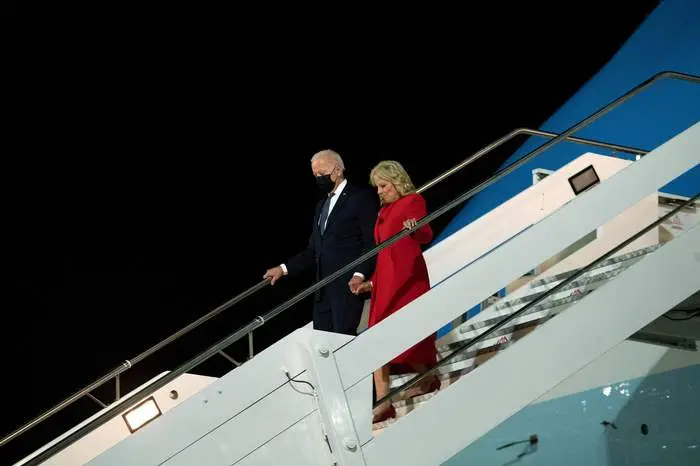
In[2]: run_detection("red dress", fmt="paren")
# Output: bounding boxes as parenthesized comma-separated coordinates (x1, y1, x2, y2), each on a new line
(368, 192, 437, 369)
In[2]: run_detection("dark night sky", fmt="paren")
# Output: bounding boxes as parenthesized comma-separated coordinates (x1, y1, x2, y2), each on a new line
(4, 3, 660, 463)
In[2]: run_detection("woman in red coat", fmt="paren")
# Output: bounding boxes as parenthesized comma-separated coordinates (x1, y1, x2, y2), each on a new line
(351, 160, 440, 423)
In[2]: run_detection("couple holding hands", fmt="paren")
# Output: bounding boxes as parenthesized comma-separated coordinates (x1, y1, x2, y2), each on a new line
(264, 150, 439, 422)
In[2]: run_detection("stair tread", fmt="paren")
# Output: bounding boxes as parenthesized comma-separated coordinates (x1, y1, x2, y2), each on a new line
(526, 243, 660, 288)
(375, 244, 664, 435)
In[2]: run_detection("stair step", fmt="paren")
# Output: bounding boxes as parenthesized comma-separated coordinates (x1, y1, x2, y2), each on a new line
(372, 392, 438, 434)
(375, 244, 664, 436)
(373, 375, 463, 434)
(438, 245, 659, 349)
(526, 243, 661, 290)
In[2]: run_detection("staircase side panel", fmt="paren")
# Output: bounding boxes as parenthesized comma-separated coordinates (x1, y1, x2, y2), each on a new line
(442, 362, 700, 466)
(363, 222, 700, 466)
(87, 329, 353, 466)
(337, 122, 699, 389)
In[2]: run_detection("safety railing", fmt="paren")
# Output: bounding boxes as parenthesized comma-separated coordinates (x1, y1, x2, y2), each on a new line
(376, 190, 700, 407)
(7, 70, 699, 465)
(0, 134, 648, 454)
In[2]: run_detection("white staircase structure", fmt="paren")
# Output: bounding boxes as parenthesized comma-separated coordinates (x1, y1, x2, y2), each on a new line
(7, 71, 698, 465)
(41, 121, 696, 466)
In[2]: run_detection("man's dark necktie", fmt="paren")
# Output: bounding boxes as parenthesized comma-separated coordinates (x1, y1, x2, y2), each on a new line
(319, 192, 335, 235)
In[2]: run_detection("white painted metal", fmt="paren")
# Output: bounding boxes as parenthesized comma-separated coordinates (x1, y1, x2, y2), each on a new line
(336, 121, 699, 389)
(630, 305, 700, 349)
(15, 373, 216, 466)
(532, 167, 554, 184)
(159, 378, 318, 465)
(87, 330, 354, 466)
(82, 123, 698, 466)
(434, 189, 699, 357)
(363, 222, 700, 466)
(375, 343, 700, 426)
(298, 335, 367, 466)
(422, 154, 638, 288)
(383, 252, 700, 419)
(535, 339, 700, 404)
(436, 245, 656, 350)
(236, 413, 334, 466)
(343, 376, 374, 446)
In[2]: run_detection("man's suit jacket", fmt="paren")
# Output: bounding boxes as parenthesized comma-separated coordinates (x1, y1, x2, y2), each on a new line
(286, 181, 378, 293)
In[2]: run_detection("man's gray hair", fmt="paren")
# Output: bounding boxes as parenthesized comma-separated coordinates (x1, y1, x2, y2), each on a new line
(311, 149, 345, 171)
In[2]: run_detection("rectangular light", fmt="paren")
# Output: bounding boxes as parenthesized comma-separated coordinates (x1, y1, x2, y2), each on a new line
(568, 165, 600, 195)
(122, 396, 162, 433)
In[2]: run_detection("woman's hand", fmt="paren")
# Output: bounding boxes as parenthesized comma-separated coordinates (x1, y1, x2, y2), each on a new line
(403, 218, 418, 230)
(350, 280, 373, 295)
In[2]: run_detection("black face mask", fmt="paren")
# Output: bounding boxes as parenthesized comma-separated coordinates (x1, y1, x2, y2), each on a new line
(315, 173, 335, 194)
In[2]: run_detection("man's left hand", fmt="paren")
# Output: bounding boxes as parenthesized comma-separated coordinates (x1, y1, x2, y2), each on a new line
(348, 276, 364, 294)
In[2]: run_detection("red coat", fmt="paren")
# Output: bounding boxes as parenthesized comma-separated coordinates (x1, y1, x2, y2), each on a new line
(368, 192, 437, 368)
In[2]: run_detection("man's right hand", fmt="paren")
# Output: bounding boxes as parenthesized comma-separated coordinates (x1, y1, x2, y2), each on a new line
(263, 266, 285, 285)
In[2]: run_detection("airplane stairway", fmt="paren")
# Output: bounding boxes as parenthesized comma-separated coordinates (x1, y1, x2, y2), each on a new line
(376, 241, 699, 434)
(78, 121, 699, 466)
(5, 72, 698, 466)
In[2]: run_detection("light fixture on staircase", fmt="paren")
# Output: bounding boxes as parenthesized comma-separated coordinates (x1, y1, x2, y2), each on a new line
(568, 164, 600, 195)
(122, 396, 162, 433)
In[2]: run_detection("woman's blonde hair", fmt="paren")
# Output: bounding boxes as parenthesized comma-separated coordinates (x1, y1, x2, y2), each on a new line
(370, 160, 416, 196)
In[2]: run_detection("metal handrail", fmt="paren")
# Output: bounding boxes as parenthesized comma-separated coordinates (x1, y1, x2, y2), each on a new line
(417, 128, 648, 193)
(11, 70, 700, 464)
(376, 191, 700, 406)
(0, 134, 648, 453)
(0, 279, 271, 450)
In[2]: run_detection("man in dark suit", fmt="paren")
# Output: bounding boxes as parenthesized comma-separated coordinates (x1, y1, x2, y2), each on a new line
(264, 149, 378, 335)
